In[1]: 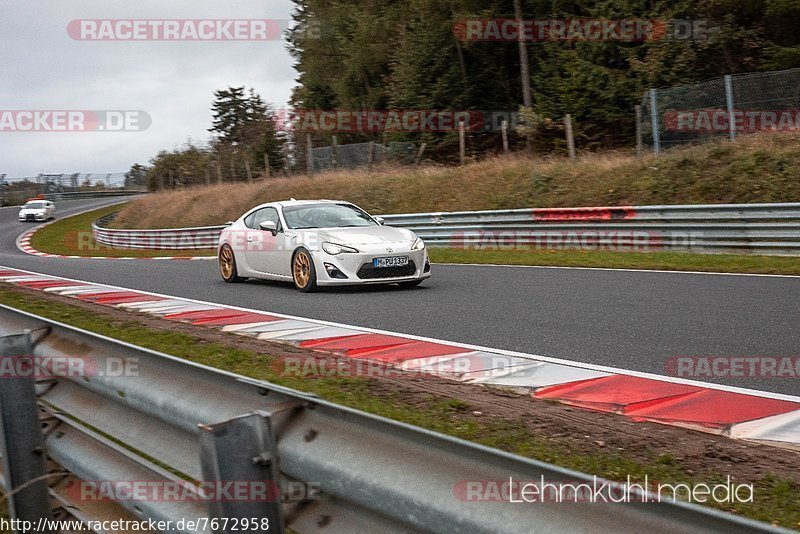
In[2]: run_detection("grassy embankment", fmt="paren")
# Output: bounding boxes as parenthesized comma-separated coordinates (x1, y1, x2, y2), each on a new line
(114, 132, 800, 229)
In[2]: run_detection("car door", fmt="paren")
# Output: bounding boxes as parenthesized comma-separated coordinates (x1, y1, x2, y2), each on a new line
(243, 207, 287, 275)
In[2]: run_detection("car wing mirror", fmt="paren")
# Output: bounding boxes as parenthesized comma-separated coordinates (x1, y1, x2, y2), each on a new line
(374, 216, 385, 226)
(259, 220, 278, 235)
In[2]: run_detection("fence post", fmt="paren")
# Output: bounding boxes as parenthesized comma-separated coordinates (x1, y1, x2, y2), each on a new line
(415, 143, 427, 166)
(634, 105, 643, 156)
(331, 135, 339, 168)
(229, 160, 236, 182)
(564, 114, 576, 161)
(216, 162, 223, 184)
(205, 167, 211, 186)
(263, 152, 271, 179)
(459, 120, 466, 165)
(649, 88, 660, 156)
(168, 170, 174, 189)
(199, 412, 285, 534)
(0, 333, 53, 527)
(501, 120, 509, 153)
(306, 134, 314, 175)
(158, 174, 164, 191)
(367, 141, 375, 169)
(725, 74, 736, 142)
(244, 159, 253, 183)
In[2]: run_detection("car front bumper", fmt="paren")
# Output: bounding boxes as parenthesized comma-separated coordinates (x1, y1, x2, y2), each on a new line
(19, 213, 46, 221)
(311, 243, 431, 286)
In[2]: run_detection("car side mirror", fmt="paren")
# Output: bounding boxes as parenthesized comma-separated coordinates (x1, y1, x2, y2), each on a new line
(375, 217, 385, 226)
(259, 220, 278, 235)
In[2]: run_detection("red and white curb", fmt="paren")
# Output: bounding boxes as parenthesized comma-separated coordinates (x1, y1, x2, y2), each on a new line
(16, 227, 215, 261)
(1, 265, 799, 451)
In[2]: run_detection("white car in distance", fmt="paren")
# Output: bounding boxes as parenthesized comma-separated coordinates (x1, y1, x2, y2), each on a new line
(218, 199, 431, 292)
(18, 200, 55, 222)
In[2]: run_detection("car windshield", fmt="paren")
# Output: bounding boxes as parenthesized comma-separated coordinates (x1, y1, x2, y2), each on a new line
(24, 202, 45, 209)
(282, 203, 377, 230)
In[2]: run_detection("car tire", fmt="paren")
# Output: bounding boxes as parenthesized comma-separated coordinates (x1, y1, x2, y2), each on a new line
(292, 248, 317, 293)
(219, 244, 243, 283)
(398, 280, 424, 289)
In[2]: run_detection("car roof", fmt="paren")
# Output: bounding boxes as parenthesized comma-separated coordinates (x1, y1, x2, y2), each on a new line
(276, 199, 346, 207)
(246, 199, 350, 212)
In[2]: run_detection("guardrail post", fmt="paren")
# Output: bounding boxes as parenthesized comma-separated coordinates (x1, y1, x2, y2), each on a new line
(649, 88, 660, 156)
(0, 333, 53, 529)
(199, 412, 285, 534)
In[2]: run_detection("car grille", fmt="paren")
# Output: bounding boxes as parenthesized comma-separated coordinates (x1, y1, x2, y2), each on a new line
(25, 214, 35, 221)
(357, 261, 417, 279)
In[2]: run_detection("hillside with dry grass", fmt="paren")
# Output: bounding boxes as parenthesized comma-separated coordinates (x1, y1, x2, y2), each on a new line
(112, 132, 800, 229)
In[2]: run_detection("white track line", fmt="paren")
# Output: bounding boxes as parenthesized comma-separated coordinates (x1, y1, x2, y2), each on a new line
(434, 262, 800, 279)
(3, 264, 799, 403)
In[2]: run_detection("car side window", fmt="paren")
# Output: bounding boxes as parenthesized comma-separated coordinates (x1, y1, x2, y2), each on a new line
(245, 207, 281, 231)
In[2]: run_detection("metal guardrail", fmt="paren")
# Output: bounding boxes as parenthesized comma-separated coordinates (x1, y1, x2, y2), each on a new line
(43, 190, 145, 201)
(0, 305, 782, 533)
(92, 202, 800, 255)
(92, 213, 222, 249)
(2, 189, 144, 207)
(379, 203, 800, 255)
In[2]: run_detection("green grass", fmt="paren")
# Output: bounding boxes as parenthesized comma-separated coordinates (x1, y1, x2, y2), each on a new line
(429, 248, 800, 275)
(28, 204, 215, 258)
(0, 286, 798, 528)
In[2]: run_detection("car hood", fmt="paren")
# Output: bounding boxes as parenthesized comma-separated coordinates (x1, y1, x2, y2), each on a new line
(19, 209, 45, 214)
(315, 226, 416, 245)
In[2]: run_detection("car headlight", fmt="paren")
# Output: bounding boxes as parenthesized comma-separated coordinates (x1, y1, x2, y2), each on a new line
(322, 242, 358, 255)
(411, 238, 425, 251)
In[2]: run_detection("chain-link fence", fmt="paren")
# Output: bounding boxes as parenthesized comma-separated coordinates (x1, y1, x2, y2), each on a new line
(310, 141, 417, 172)
(640, 68, 800, 153)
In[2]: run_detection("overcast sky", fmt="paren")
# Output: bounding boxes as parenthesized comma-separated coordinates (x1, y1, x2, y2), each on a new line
(1, 0, 296, 179)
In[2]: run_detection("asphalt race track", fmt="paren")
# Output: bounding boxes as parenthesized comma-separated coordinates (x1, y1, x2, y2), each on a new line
(1, 198, 799, 396)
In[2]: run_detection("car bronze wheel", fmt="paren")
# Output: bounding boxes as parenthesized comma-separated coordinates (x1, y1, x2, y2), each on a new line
(219, 244, 242, 283)
(292, 248, 317, 292)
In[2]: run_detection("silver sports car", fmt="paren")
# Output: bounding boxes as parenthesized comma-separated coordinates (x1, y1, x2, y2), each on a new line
(217, 199, 431, 292)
